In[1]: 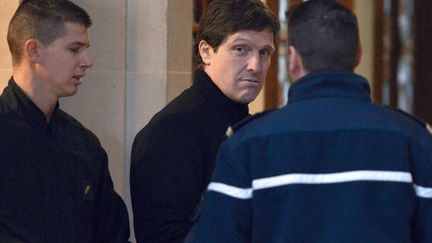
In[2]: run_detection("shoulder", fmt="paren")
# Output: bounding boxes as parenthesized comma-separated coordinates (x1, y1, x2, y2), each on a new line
(149, 100, 204, 131)
(158, 88, 208, 120)
(0, 94, 8, 117)
(59, 110, 102, 146)
(226, 109, 276, 138)
(165, 85, 206, 110)
(137, 86, 211, 134)
(381, 106, 432, 149)
(133, 102, 204, 147)
(384, 106, 432, 135)
(0, 85, 15, 118)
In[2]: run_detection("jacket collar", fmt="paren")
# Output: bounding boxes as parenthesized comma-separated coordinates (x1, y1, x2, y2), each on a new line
(193, 70, 249, 120)
(8, 77, 60, 134)
(288, 71, 372, 104)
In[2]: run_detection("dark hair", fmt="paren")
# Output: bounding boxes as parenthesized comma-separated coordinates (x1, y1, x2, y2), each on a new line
(286, 0, 359, 72)
(7, 0, 92, 65)
(194, 0, 279, 70)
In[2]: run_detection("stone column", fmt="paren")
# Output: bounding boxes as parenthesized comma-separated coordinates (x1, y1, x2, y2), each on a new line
(64, 0, 192, 241)
(0, 1, 18, 87)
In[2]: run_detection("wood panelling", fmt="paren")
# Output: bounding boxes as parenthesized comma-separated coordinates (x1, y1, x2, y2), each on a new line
(413, 0, 432, 123)
(372, 0, 384, 103)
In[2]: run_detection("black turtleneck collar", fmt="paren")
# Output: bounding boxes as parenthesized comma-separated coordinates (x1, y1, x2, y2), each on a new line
(8, 77, 60, 133)
(193, 70, 249, 120)
(288, 71, 372, 104)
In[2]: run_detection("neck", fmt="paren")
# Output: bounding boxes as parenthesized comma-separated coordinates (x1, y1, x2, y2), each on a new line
(290, 71, 309, 84)
(13, 67, 58, 122)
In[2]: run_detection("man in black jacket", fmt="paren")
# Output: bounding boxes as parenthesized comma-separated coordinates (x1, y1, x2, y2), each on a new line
(0, 1, 130, 242)
(130, 0, 279, 242)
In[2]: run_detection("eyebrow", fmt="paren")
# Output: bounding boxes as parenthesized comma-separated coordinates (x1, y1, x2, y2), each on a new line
(68, 41, 90, 48)
(263, 45, 275, 51)
(231, 38, 274, 49)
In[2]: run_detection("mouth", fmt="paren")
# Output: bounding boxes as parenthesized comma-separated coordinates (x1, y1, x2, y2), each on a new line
(239, 78, 260, 86)
(72, 75, 84, 83)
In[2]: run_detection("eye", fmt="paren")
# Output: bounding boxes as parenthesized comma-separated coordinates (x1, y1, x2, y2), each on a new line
(259, 48, 273, 58)
(69, 48, 81, 54)
(232, 45, 248, 56)
(69, 44, 87, 54)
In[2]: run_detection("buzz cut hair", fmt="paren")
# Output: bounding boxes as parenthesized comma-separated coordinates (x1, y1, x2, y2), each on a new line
(7, 0, 92, 65)
(286, 0, 360, 72)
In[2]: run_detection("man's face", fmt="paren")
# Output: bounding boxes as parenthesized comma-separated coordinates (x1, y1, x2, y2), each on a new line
(201, 29, 275, 104)
(36, 22, 93, 98)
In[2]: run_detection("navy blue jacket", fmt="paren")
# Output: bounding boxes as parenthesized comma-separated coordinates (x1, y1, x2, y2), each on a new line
(186, 72, 432, 243)
(0, 79, 130, 243)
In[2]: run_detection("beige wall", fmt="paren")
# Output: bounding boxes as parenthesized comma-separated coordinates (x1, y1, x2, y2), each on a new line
(0, 1, 17, 86)
(354, 0, 375, 87)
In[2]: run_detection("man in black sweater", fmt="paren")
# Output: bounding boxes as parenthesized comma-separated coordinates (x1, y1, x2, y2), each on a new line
(130, 0, 279, 242)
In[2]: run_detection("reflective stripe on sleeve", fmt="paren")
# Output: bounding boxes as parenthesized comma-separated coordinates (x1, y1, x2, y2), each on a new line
(414, 184, 432, 198)
(207, 182, 253, 199)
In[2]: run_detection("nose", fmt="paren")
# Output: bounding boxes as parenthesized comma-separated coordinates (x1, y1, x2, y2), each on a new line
(246, 53, 261, 73)
(80, 50, 93, 69)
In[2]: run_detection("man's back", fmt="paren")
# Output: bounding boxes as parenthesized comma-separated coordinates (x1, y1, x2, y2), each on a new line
(187, 72, 432, 242)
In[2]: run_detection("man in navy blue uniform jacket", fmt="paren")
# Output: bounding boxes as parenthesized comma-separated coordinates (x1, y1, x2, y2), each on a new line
(186, 0, 432, 242)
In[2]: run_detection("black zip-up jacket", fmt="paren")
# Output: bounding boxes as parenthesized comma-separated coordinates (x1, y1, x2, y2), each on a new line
(0, 78, 130, 243)
(130, 70, 249, 243)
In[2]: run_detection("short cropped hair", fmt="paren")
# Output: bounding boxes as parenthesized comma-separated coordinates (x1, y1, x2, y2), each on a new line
(7, 0, 92, 65)
(194, 0, 279, 70)
(286, 0, 359, 72)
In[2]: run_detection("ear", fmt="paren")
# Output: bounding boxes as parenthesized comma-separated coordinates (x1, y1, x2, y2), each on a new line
(354, 43, 362, 68)
(24, 39, 42, 63)
(288, 46, 306, 83)
(198, 40, 213, 66)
